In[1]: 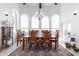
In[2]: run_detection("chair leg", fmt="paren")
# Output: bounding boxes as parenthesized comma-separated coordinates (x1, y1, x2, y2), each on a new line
(17, 41, 18, 46)
(29, 44, 31, 50)
(55, 42, 58, 50)
(20, 41, 21, 44)
(43, 43, 50, 51)
(48, 44, 51, 50)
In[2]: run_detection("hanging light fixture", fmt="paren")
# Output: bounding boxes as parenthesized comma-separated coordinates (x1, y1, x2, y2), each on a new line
(4, 11, 8, 16)
(23, 3, 26, 5)
(73, 9, 79, 16)
(35, 3, 44, 20)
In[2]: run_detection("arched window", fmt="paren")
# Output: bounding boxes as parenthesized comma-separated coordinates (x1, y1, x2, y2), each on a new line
(31, 16, 39, 29)
(51, 14, 59, 29)
(21, 14, 29, 35)
(41, 16, 49, 30)
(21, 14, 29, 28)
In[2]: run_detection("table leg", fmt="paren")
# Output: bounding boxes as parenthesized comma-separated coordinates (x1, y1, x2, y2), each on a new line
(23, 38, 25, 50)
(17, 40, 18, 46)
(55, 42, 57, 50)
(12, 38, 13, 45)
(55, 38, 58, 50)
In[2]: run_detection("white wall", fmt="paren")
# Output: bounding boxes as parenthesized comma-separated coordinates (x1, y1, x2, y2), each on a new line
(60, 3, 79, 40)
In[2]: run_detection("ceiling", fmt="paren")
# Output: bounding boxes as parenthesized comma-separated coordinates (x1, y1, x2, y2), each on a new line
(20, 3, 60, 7)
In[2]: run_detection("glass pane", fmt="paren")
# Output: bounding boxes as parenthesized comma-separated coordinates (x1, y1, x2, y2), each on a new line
(21, 14, 28, 28)
(63, 24, 71, 42)
(21, 29, 29, 36)
(42, 16, 49, 29)
(52, 15, 59, 28)
(31, 16, 39, 29)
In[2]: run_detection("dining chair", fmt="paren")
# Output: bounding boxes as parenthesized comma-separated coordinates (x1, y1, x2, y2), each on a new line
(28, 30, 38, 50)
(42, 30, 51, 50)
(16, 30, 23, 46)
(54, 30, 59, 49)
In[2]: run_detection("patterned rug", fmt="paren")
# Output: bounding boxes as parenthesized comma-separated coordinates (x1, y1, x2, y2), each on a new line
(9, 46, 74, 56)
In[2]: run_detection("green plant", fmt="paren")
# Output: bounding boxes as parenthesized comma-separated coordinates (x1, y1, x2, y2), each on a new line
(71, 44, 76, 49)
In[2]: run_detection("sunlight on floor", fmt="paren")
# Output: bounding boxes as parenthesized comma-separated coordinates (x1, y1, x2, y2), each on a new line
(0, 42, 21, 56)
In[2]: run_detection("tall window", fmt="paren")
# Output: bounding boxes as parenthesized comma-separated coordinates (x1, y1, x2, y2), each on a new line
(63, 23, 71, 41)
(21, 14, 29, 35)
(21, 14, 28, 28)
(31, 16, 39, 30)
(52, 14, 59, 29)
(41, 16, 49, 30)
(51, 14, 59, 37)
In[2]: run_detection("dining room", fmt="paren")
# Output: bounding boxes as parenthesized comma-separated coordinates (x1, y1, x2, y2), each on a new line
(13, 3, 61, 56)
(0, 3, 79, 56)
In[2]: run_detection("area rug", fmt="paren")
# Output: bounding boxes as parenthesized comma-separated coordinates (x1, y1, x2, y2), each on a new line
(9, 46, 74, 56)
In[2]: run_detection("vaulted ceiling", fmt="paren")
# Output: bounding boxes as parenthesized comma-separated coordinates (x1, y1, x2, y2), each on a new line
(20, 3, 60, 8)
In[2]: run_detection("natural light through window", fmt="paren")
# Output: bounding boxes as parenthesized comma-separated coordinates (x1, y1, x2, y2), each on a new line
(31, 16, 39, 29)
(21, 14, 29, 35)
(21, 14, 29, 28)
(52, 15, 59, 29)
(42, 16, 49, 29)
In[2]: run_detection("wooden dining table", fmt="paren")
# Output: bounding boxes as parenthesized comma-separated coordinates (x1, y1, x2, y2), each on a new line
(22, 35, 58, 50)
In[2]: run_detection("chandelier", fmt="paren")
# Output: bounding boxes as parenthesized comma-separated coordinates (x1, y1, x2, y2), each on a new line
(35, 3, 44, 20)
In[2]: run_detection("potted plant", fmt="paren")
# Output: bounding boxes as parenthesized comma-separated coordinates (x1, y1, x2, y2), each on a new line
(65, 42, 71, 48)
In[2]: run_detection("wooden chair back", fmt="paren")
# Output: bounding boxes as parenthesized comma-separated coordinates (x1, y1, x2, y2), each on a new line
(55, 30, 59, 40)
(29, 30, 37, 41)
(43, 30, 51, 40)
(16, 30, 22, 40)
(16, 30, 23, 46)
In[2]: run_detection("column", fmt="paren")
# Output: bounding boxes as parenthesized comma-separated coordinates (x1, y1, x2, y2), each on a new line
(29, 16, 31, 31)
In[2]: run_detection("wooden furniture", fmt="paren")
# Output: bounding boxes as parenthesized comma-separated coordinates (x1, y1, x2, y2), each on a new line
(28, 30, 38, 50)
(51, 30, 59, 49)
(1, 26, 13, 48)
(22, 36, 58, 50)
(16, 30, 23, 46)
(22, 30, 59, 50)
(42, 30, 51, 50)
(22, 35, 29, 50)
(22, 36, 44, 50)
